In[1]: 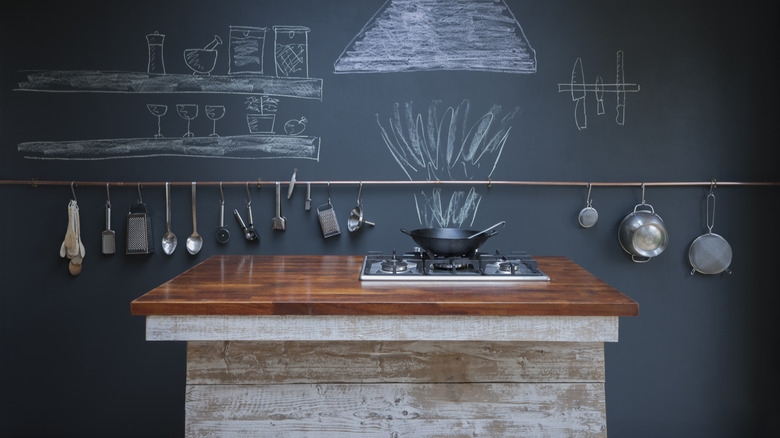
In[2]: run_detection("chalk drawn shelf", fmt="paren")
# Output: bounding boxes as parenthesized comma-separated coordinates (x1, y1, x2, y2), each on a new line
(16, 70, 323, 100)
(17, 135, 320, 160)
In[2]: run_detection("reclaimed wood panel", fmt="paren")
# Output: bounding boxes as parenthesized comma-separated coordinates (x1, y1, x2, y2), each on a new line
(184, 383, 607, 437)
(130, 255, 639, 317)
(186, 341, 605, 385)
(146, 315, 619, 342)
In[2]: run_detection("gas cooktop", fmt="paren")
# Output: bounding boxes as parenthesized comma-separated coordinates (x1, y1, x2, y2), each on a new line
(360, 250, 550, 281)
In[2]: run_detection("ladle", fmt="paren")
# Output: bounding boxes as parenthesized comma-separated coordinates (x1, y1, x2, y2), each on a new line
(467, 221, 506, 239)
(186, 182, 203, 255)
(162, 182, 177, 255)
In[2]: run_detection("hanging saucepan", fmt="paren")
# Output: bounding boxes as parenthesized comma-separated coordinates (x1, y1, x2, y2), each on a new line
(689, 185, 732, 275)
(618, 185, 669, 263)
(401, 221, 506, 257)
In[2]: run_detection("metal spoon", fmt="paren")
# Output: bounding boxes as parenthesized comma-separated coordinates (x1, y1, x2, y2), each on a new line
(186, 182, 203, 255)
(162, 182, 177, 255)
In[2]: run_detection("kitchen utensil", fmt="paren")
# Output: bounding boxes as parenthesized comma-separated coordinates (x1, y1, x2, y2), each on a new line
(127, 184, 154, 255)
(689, 185, 732, 275)
(287, 168, 297, 199)
(467, 221, 506, 239)
(162, 182, 177, 255)
(305, 182, 312, 210)
(186, 182, 203, 255)
(216, 182, 230, 244)
(273, 181, 287, 231)
(401, 223, 504, 257)
(578, 183, 598, 228)
(240, 183, 258, 241)
(618, 185, 668, 263)
(102, 183, 115, 254)
(317, 182, 340, 238)
(347, 182, 375, 232)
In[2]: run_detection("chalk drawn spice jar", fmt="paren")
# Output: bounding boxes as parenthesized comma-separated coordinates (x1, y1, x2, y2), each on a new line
(228, 26, 267, 75)
(273, 26, 309, 78)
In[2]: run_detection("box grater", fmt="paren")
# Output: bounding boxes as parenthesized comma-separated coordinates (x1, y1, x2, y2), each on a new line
(317, 202, 340, 238)
(126, 202, 154, 254)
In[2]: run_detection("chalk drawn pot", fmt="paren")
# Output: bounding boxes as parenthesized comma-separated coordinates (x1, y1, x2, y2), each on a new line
(246, 114, 275, 134)
(146, 31, 166, 74)
(229, 26, 267, 75)
(273, 26, 309, 78)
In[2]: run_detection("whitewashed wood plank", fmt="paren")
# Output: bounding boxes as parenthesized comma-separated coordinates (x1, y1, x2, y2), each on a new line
(147, 315, 619, 342)
(186, 341, 605, 385)
(185, 383, 607, 437)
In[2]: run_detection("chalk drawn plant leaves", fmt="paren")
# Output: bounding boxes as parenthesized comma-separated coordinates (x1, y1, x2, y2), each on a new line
(377, 99, 520, 227)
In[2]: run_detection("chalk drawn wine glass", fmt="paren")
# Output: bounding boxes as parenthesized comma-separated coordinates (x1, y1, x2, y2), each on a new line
(205, 105, 226, 137)
(146, 104, 167, 138)
(176, 104, 198, 138)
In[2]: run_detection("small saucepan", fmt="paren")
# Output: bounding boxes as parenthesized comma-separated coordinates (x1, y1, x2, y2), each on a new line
(618, 202, 669, 263)
(401, 221, 505, 257)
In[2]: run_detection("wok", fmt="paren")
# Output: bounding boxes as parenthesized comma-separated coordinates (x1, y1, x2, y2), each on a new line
(400, 222, 505, 257)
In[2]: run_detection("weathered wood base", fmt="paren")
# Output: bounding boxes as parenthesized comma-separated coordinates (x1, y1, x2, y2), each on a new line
(185, 341, 608, 437)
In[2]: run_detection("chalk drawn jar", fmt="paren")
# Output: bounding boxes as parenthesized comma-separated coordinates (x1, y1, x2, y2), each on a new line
(273, 26, 309, 78)
(146, 31, 166, 74)
(228, 26, 267, 75)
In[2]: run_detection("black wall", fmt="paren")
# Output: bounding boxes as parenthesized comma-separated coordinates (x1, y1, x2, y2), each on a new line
(1, 1, 778, 436)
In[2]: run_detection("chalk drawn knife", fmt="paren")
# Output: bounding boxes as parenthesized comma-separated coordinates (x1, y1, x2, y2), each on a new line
(571, 57, 587, 130)
(595, 75, 605, 115)
(616, 50, 626, 125)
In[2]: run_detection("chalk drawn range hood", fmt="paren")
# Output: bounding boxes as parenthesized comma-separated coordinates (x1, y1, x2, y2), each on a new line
(334, 0, 537, 74)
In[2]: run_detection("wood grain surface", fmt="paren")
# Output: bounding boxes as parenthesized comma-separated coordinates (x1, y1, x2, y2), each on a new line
(184, 382, 607, 437)
(186, 341, 606, 385)
(131, 255, 638, 317)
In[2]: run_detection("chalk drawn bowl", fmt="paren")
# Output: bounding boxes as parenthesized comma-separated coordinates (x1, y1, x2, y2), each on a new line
(184, 49, 218, 75)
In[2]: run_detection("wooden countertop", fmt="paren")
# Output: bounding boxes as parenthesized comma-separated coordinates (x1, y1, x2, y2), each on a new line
(130, 255, 638, 317)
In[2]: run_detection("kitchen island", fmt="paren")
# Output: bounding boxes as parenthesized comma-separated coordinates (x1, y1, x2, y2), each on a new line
(131, 255, 638, 437)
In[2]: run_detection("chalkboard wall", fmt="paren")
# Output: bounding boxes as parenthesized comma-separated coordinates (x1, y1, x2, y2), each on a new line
(1, 1, 778, 436)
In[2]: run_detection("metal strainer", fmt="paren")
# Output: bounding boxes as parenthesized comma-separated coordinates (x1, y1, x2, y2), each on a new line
(689, 184, 732, 275)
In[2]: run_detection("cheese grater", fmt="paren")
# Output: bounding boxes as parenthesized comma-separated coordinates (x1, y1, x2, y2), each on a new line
(126, 202, 154, 254)
(317, 182, 340, 238)
(317, 202, 340, 238)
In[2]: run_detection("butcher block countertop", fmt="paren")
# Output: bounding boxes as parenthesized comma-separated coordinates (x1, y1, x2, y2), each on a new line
(130, 255, 638, 317)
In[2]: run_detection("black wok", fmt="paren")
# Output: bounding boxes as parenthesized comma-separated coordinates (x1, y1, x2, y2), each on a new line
(400, 222, 505, 257)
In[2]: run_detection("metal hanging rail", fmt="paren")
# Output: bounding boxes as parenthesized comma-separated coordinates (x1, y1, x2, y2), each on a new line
(0, 179, 778, 189)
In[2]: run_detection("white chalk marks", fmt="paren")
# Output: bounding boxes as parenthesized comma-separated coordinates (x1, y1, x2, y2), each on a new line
(334, 0, 536, 74)
(377, 99, 519, 227)
(557, 51, 640, 130)
(15, 25, 322, 160)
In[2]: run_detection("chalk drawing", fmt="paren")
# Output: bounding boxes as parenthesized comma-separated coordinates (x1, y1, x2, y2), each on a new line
(334, 0, 536, 74)
(183, 35, 222, 75)
(205, 105, 226, 137)
(377, 99, 519, 227)
(176, 104, 199, 137)
(284, 117, 308, 135)
(15, 27, 324, 160)
(146, 104, 167, 138)
(557, 50, 640, 129)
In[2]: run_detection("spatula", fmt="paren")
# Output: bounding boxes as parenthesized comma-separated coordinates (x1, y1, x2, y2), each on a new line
(272, 181, 287, 231)
(102, 184, 115, 254)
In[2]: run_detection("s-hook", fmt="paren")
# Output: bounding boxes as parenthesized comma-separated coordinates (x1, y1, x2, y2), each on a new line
(136, 182, 144, 204)
(70, 181, 78, 202)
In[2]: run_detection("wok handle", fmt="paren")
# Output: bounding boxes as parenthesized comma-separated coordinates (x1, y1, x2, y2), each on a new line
(400, 228, 411, 235)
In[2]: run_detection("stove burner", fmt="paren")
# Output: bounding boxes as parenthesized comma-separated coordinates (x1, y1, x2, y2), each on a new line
(432, 262, 466, 271)
(381, 259, 408, 272)
(361, 249, 550, 281)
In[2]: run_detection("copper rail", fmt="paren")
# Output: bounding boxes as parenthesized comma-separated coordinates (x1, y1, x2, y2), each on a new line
(1, 179, 778, 189)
